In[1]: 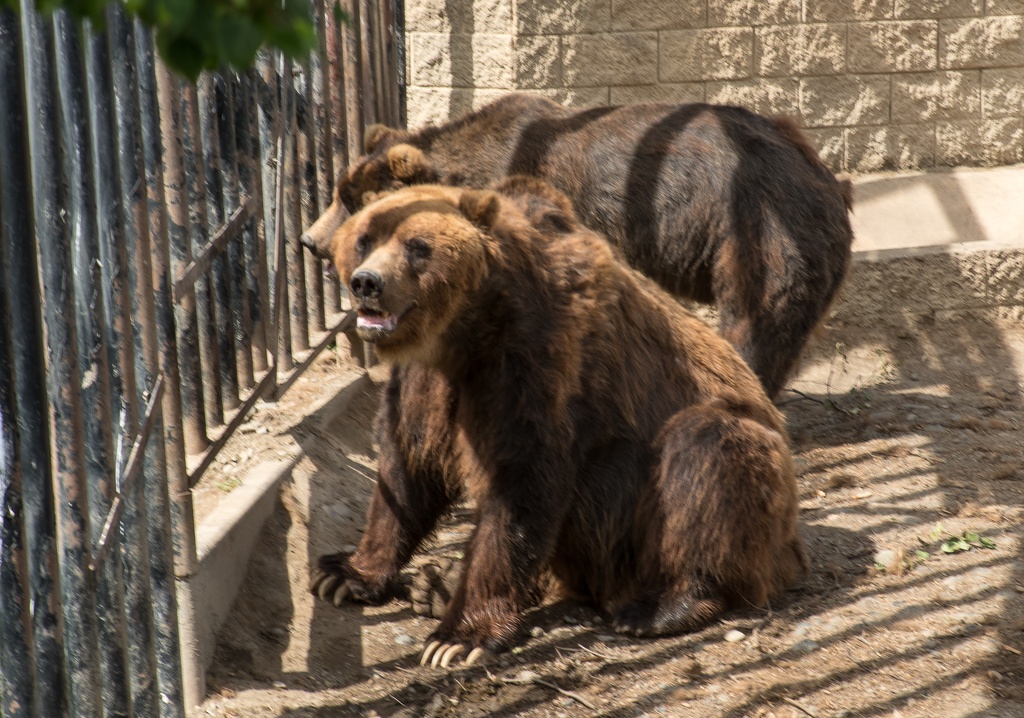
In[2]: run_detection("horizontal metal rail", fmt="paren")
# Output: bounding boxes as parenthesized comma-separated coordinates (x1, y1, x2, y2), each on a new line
(173, 195, 255, 301)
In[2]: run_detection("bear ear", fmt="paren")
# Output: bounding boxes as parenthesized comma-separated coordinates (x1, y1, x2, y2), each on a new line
(364, 124, 406, 154)
(386, 143, 431, 181)
(458, 190, 501, 231)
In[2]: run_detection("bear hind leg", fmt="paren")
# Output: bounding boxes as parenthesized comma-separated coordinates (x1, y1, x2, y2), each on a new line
(617, 401, 803, 636)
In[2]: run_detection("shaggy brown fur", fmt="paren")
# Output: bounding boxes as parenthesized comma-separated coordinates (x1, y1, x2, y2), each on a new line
(300, 94, 854, 398)
(309, 180, 806, 661)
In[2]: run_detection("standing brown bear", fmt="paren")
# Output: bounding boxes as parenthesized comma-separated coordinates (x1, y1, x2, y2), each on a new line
(301, 94, 854, 398)
(309, 177, 806, 667)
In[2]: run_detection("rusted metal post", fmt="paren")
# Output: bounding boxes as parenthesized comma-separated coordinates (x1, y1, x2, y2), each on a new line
(197, 73, 242, 410)
(55, 10, 138, 717)
(296, 58, 326, 333)
(234, 70, 271, 374)
(180, 82, 225, 429)
(22, 4, 103, 716)
(133, 25, 189, 718)
(157, 63, 210, 457)
(108, 7, 165, 715)
(313, 0, 342, 313)
(285, 65, 310, 354)
(212, 72, 256, 391)
(393, 0, 406, 127)
(0, 11, 48, 717)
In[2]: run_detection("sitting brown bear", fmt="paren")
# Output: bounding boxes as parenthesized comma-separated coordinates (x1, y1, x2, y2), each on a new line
(309, 177, 806, 667)
(301, 94, 854, 398)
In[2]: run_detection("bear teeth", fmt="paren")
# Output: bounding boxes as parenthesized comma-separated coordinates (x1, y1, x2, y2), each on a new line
(357, 313, 398, 332)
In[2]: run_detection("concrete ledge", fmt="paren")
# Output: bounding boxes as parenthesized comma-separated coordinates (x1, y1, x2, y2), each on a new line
(178, 459, 293, 710)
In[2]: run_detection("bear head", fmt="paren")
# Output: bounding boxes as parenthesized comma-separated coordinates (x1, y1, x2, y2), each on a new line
(300, 125, 440, 261)
(330, 185, 501, 365)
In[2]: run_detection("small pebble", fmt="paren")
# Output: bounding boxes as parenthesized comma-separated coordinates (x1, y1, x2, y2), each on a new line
(596, 633, 616, 642)
(514, 669, 539, 683)
(272, 681, 286, 689)
(530, 626, 545, 638)
(723, 629, 745, 643)
(874, 548, 898, 571)
(394, 634, 415, 646)
(790, 639, 819, 654)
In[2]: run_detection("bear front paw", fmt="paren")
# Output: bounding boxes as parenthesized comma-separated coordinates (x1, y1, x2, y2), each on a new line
(309, 552, 390, 607)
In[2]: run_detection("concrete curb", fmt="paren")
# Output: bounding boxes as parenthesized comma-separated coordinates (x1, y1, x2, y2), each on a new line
(177, 459, 294, 710)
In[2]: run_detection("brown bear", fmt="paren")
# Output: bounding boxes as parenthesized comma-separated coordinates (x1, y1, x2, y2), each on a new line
(301, 94, 854, 398)
(309, 177, 806, 668)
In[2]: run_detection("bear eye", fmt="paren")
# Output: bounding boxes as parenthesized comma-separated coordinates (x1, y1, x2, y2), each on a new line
(354, 234, 370, 259)
(405, 238, 431, 263)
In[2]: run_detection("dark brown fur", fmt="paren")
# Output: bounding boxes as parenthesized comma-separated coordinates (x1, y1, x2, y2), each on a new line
(309, 180, 806, 656)
(301, 94, 854, 398)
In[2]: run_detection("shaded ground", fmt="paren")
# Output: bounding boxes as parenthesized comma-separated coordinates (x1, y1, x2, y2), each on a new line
(193, 304, 1024, 718)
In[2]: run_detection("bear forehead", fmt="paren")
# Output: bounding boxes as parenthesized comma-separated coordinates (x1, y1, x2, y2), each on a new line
(355, 189, 467, 238)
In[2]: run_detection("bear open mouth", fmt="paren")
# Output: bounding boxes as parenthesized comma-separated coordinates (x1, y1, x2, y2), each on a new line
(356, 309, 399, 334)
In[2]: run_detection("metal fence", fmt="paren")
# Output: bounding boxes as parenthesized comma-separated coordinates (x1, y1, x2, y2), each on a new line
(0, 0, 403, 713)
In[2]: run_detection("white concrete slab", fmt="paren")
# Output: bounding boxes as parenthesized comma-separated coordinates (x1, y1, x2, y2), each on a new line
(850, 164, 1024, 254)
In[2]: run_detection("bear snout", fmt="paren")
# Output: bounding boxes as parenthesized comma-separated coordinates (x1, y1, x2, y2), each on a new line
(350, 269, 384, 299)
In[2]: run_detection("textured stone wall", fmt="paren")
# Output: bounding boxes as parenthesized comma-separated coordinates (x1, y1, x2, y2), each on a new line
(404, 0, 1024, 173)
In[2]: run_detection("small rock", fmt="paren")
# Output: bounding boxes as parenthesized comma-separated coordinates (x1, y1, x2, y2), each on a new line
(513, 669, 539, 683)
(256, 426, 269, 434)
(530, 626, 545, 638)
(342, 544, 358, 553)
(596, 633, 616, 642)
(394, 634, 415, 646)
(792, 621, 812, 638)
(906, 412, 917, 421)
(723, 629, 745, 643)
(790, 639, 819, 654)
(563, 614, 578, 625)
(874, 549, 899, 571)
(272, 681, 286, 689)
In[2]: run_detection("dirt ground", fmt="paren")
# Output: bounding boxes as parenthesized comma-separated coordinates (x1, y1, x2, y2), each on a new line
(191, 303, 1024, 718)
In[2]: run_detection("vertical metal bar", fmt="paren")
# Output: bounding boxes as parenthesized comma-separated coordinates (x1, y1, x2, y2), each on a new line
(108, 6, 164, 714)
(85, 20, 155, 718)
(0, 240, 35, 718)
(313, 0, 341, 313)
(324, 4, 348, 176)
(197, 73, 242, 409)
(375, 0, 394, 125)
(180, 83, 224, 429)
(157, 64, 209, 456)
(285, 67, 309, 353)
(342, 0, 366, 157)
(54, 10, 137, 717)
(255, 52, 286, 381)
(234, 70, 270, 374)
(296, 57, 326, 332)
(276, 56, 295, 371)
(133, 24, 189, 717)
(392, 0, 406, 127)
(358, 0, 380, 127)
(0, 12, 41, 716)
(22, 3, 103, 716)
(213, 72, 256, 391)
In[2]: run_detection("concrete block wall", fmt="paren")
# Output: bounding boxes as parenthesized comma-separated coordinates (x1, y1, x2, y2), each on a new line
(403, 0, 1024, 173)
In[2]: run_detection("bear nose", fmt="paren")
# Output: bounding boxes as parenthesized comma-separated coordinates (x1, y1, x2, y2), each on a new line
(350, 269, 384, 299)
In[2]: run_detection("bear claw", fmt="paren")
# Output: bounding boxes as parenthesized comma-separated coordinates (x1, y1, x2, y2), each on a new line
(420, 641, 485, 669)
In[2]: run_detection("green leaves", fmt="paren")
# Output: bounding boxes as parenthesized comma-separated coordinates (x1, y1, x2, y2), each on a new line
(922, 524, 997, 555)
(11, 0, 351, 79)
